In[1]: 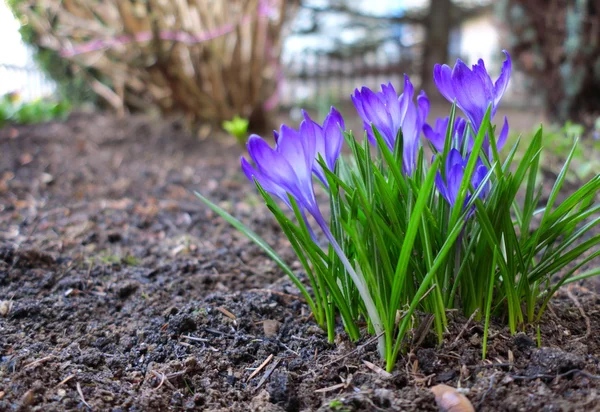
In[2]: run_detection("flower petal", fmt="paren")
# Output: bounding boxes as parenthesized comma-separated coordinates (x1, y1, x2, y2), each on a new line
(401, 99, 419, 174)
(399, 74, 415, 124)
(435, 171, 450, 203)
(417, 91, 430, 125)
(451, 59, 489, 129)
(447, 148, 464, 171)
(447, 163, 465, 206)
(433, 64, 455, 102)
(381, 82, 402, 129)
(241, 157, 290, 207)
(360, 86, 395, 142)
(276, 125, 311, 184)
(302, 110, 326, 165)
(496, 116, 509, 153)
(423, 122, 445, 152)
(247, 135, 298, 196)
(322, 106, 345, 171)
(493, 51, 512, 107)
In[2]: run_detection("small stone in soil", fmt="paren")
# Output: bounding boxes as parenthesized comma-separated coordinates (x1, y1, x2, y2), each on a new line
(263, 320, 281, 337)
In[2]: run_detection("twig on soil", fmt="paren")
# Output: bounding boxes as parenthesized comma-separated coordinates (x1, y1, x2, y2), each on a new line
(22, 355, 57, 370)
(412, 314, 435, 348)
(452, 309, 479, 347)
(247, 354, 274, 382)
(510, 369, 600, 381)
(314, 383, 346, 393)
(55, 374, 75, 388)
(255, 358, 282, 390)
(151, 371, 168, 391)
(470, 363, 513, 371)
(180, 335, 209, 343)
(477, 373, 496, 408)
(278, 341, 300, 356)
(362, 360, 393, 379)
(249, 288, 307, 302)
(76, 382, 92, 410)
(149, 369, 188, 390)
(290, 335, 309, 342)
(302, 331, 385, 378)
(565, 286, 592, 338)
(204, 328, 233, 337)
(216, 306, 237, 321)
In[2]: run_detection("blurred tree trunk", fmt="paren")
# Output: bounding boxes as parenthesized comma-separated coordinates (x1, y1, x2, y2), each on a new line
(501, 0, 600, 127)
(421, 0, 452, 98)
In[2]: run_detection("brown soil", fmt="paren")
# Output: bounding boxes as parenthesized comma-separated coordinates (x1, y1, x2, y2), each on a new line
(1, 113, 599, 411)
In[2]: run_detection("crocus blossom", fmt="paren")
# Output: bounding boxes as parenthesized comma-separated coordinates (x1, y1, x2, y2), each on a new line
(433, 51, 512, 156)
(352, 75, 429, 175)
(301, 107, 345, 186)
(423, 116, 468, 153)
(242, 124, 318, 215)
(241, 114, 384, 346)
(435, 149, 489, 210)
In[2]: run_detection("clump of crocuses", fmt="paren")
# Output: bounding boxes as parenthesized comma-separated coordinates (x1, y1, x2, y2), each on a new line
(197, 51, 600, 371)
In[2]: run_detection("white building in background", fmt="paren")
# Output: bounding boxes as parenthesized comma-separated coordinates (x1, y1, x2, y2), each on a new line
(0, 3, 55, 101)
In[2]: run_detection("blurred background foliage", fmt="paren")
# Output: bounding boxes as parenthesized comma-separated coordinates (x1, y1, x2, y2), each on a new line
(1, 0, 599, 139)
(6, 0, 293, 132)
(6, 0, 98, 106)
(0, 92, 70, 126)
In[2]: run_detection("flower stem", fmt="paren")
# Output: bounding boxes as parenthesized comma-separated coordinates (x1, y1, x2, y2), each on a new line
(311, 209, 385, 357)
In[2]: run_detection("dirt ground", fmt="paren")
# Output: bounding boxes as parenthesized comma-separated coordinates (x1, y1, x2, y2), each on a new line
(1, 113, 599, 411)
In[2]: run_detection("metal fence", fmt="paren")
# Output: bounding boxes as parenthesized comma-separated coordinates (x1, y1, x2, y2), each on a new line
(279, 48, 421, 110)
(279, 49, 540, 111)
(0, 63, 56, 101)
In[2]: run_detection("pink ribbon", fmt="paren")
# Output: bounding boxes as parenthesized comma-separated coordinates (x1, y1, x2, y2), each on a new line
(59, 0, 282, 112)
(60, 4, 271, 57)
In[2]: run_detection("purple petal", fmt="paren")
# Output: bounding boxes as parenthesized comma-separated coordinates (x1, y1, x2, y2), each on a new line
(447, 148, 464, 171)
(302, 110, 326, 166)
(241, 157, 290, 207)
(423, 122, 445, 152)
(247, 135, 298, 193)
(398, 75, 415, 124)
(496, 116, 509, 153)
(351, 89, 367, 120)
(351, 90, 377, 144)
(493, 51, 512, 107)
(381, 83, 402, 129)
(472, 59, 494, 102)
(276, 125, 311, 183)
(447, 163, 465, 206)
(472, 159, 489, 199)
(361, 87, 394, 141)
(401, 100, 419, 174)
(417, 91, 430, 125)
(435, 171, 449, 203)
(322, 106, 345, 171)
(454, 117, 467, 146)
(451, 59, 489, 129)
(433, 64, 455, 102)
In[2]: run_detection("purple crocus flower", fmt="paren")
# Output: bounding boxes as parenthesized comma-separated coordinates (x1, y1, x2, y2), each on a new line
(301, 107, 345, 186)
(433, 51, 512, 156)
(435, 149, 489, 210)
(241, 114, 384, 343)
(242, 124, 318, 214)
(352, 75, 429, 175)
(423, 116, 468, 153)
